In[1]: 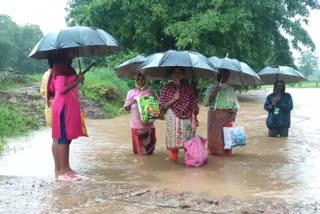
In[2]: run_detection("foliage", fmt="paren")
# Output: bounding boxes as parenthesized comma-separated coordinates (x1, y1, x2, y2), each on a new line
(0, 14, 47, 73)
(0, 71, 41, 90)
(298, 50, 319, 79)
(0, 104, 40, 151)
(83, 67, 130, 117)
(67, 0, 320, 69)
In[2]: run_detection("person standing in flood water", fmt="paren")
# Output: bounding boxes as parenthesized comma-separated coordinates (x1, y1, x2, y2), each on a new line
(203, 69, 239, 156)
(124, 73, 156, 155)
(264, 80, 293, 137)
(47, 49, 85, 181)
(159, 67, 199, 162)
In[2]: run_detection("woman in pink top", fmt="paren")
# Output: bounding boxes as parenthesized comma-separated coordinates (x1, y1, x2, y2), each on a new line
(47, 49, 84, 181)
(124, 74, 156, 155)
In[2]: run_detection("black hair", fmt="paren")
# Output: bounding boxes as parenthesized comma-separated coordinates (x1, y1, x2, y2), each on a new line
(54, 49, 73, 65)
(217, 69, 230, 82)
(48, 56, 55, 69)
(273, 80, 286, 93)
(167, 66, 186, 77)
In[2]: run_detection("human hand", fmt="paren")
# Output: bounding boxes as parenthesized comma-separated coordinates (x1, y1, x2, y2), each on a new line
(77, 73, 85, 83)
(173, 90, 180, 101)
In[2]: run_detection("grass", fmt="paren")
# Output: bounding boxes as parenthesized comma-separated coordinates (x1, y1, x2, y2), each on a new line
(0, 104, 41, 151)
(0, 72, 42, 91)
(258, 81, 320, 89)
(83, 67, 130, 118)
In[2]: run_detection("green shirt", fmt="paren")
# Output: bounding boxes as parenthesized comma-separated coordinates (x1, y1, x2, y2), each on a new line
(203, 83, 240, 112)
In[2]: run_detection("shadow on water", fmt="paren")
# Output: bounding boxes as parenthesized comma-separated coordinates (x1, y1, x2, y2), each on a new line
(1, 88, 320, 212)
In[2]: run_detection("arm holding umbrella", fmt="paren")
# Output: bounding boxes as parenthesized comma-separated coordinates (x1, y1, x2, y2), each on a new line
(62, 73, 85, 94)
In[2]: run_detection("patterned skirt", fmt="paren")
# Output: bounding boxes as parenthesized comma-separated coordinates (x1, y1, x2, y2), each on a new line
(207, 109, 236, 156)
(131, 128, 156, 155)
(165, 109, 192, 150)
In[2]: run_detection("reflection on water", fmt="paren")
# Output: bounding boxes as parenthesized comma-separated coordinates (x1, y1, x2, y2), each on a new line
(1, 88, 320, 202)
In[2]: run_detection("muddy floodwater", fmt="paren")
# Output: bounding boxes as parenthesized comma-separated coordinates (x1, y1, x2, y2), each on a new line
(1, 88, 320, 213)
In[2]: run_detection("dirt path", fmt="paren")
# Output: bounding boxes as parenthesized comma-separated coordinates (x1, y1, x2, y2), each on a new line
(0, 85, 106, 124)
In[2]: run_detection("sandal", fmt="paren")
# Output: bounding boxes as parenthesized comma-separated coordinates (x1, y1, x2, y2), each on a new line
(58, 175, 81, 181)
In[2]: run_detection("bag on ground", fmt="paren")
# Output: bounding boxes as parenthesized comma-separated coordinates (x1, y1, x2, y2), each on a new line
(223, 126, 246, 149)
(184, 135, 208, 167)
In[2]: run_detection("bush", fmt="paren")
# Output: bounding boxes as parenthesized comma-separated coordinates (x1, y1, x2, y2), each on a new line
(83, 67, 130, 117)
(0, 104, 40, 151)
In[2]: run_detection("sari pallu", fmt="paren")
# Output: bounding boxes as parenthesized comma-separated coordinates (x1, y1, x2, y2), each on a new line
(165, 109, 192, 150)
(131, 128, 156, 155)
(207, 109, 235, 156)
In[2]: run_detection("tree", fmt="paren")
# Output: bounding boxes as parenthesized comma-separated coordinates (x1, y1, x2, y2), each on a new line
(66, 0, 320, 69)
(15, 24, 46, 73)
(0, 15, 18, 70)
(299, 50, 319, 79)
(0, 14, 46, 73)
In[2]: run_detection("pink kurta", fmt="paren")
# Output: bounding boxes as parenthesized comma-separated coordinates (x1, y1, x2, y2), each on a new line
(124, 88, 154, 129)
(49, 74, 83, 139)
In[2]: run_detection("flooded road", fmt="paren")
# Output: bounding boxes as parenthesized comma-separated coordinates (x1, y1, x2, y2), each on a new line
(1, 88, 320, 213)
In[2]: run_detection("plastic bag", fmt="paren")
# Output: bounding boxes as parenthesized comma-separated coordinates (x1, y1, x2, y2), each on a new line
(137, 96, 164, 123)
(223, 126, 246, 149)
(184, 135, 208, 167)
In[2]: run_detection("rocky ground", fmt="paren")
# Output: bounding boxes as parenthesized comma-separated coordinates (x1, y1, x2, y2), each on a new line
(1, 176, 320, 214)
(0, 85, 106, 126)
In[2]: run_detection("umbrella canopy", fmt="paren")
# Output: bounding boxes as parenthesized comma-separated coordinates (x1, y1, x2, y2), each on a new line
(115, 55, 147, 79)
(257, 66, 306, 84)
(29, 26, 120, 59)
(139, 50, 217, 80)
(208, 56, 262, 85)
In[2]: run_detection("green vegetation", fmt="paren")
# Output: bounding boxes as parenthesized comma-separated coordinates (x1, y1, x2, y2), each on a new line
(0, 71, 41, 91)
(0, 104, 41, 150)
(83, 67, 130, 117)
(0, 15, 47, 73)
(259, 81, 320, 89)
(67, 0, 320, 69)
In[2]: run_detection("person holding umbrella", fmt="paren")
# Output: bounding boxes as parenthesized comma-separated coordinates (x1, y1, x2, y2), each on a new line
(47, 49, 85, 181)
(159, 67, 199, 162)
(264, 80, 293, 137)
(203, 69, 240, 156)
(123, 73, 157, 155)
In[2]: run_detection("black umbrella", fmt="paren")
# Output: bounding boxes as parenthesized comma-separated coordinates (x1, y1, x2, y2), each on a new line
(115, 55, 147, 79)
(29, 26, 120, 60)
(208, 56, 262, 86)
(257, 66, 306, 84)
(139, 50, 217, 80)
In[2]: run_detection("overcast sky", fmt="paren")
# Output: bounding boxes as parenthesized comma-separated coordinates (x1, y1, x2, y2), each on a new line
(0, 0, 319, 63)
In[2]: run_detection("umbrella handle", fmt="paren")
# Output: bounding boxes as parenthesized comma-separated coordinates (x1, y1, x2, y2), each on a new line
(213, 79, 222, 111)
(82, 62, 96, 74)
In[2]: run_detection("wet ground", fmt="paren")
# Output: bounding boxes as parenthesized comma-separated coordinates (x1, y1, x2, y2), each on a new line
(1, 88, 320, 213)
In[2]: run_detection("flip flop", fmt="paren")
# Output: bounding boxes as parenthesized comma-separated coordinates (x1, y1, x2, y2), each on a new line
(58, 175, 81, 181)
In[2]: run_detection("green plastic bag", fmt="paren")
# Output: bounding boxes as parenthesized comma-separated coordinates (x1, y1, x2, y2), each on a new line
(137, 96, 164, 123)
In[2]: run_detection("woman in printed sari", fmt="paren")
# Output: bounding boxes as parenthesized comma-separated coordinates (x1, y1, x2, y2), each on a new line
(124, 73, 156, 155)
(159, 67, 199, 162)
(203, 69, 239, 156)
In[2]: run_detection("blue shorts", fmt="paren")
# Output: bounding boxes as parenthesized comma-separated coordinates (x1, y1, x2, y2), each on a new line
(58, 106, 72, 145)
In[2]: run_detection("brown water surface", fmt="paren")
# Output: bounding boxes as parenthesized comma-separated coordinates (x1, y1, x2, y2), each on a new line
(1, 88, 320, 213)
